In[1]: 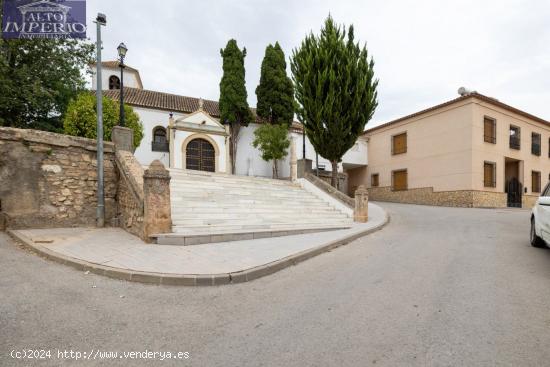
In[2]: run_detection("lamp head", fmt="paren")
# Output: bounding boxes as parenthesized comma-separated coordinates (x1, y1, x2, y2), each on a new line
(96, 13, 106, 25)
(117, 42, 128, 58)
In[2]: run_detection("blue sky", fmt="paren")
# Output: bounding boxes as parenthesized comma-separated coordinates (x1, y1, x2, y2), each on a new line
(86, 0, 550, 128)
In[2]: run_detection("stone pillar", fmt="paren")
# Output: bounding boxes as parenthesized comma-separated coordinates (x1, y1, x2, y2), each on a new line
(290, 138, 297, 182)
(297, 158, 312, 178)
(111, 126, 134, 152)
(143, 160, 172, 241)
(354, 185, 369, 222)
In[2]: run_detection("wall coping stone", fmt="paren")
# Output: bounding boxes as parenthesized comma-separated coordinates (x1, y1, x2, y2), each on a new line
(0, 127, 115, 153)
(115, 150, 144, 207)
(304, 172, 354, 208)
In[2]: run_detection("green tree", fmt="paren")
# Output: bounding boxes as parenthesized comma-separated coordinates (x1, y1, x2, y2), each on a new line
(252, 123, 291, 178)
(291, 16, 378, 187)
(219, 39, 253, 174)
(63, 92, 144, 148)
(0, 0, 94, 131)
(255, 42, 294, 125)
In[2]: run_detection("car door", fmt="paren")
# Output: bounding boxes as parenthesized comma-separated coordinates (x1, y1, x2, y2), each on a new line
(537, 183, 550, 243)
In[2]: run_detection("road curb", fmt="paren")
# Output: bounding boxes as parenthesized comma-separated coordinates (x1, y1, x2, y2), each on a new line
(7, 208, 390, 286)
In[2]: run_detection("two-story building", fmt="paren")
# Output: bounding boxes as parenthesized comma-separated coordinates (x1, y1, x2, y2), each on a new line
(364, 90, 550, 208)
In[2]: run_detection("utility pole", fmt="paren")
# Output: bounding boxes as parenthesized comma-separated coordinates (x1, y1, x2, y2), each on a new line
(95, 13, 107, 227)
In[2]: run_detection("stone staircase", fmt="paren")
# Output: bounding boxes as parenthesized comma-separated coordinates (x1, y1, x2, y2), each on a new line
(152, 169, 353, 245)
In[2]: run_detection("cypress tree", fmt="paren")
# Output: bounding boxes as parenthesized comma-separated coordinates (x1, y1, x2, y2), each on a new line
(255, 42, 294, 125)
(219, 39, 253, 174)
(255, 42, 294, 178)
(291, 16, 378, 188)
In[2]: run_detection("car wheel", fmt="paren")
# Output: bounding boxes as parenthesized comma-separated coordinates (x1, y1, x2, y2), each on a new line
(531, 218, 546, 248)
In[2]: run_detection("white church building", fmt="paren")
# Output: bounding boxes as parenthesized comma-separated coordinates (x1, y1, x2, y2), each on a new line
(91, 61, 369, 194)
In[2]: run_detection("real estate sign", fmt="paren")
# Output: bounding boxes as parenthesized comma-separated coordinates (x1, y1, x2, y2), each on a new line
(2, 0, 86, 39)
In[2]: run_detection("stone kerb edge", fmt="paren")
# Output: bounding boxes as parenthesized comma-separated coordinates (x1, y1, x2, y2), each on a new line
(6, 205, 389, 286)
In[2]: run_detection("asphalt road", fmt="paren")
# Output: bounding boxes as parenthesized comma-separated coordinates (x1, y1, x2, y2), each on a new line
(2, 203, 550, 367)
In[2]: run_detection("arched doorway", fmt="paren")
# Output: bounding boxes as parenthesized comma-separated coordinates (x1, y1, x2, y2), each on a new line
(186, 138, 215, 172)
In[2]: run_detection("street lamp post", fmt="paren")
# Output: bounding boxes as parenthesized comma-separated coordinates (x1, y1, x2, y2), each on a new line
(117, 42, 128, 127)
(95, 13, 106, 227)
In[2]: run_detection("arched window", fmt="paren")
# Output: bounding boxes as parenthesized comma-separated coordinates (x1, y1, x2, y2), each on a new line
(153, 127, 167, 143)
(109, 75, 120, 90)
(151, 127, 168, 152)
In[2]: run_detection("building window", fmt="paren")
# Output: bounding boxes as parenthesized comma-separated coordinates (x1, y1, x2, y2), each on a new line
(392, 132, 407, 155)
(371, 173, 379, 187)
(509, 125, 520, 150)
(531, 133, 541, 156)
(532, 170, 541, 193)
(484, 117, 496, 143)
(151, 127, 169, 152)
(392, 169, 407, 191)
(109, 75, 120, 90)
(483, 161, 496, 188)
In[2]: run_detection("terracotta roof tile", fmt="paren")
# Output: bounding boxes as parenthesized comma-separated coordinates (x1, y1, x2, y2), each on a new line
(364, 92, 550, 134)
(103, 87, 302, 129)
(103, 87, 221, 117)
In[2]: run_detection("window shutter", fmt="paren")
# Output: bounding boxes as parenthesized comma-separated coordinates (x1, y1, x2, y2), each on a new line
(393, 170, 407, 191)
(392, 133, 407, 154)
(484, 162, 496, 187)
(484, 118, 496, 143)
(532, 171, 541, 193)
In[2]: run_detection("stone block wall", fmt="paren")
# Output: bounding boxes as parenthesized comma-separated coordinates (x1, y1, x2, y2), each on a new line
(523, 195, 538, 209)
(472, 191, 507, 208)
(368, 186, 475, 207)
(369, 186, 513, 208)
(0, 127, 117, 228)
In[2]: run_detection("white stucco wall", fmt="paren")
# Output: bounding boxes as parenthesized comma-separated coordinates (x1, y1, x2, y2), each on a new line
(235, 123, 368, 178)
(91, 66, 142, 90)
(129, 106, 368, 177)
(133, 107, 184, 167)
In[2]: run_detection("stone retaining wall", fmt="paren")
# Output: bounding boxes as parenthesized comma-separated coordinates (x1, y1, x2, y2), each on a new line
(0, 127, 117, 228)
(368, 186, 515, 208)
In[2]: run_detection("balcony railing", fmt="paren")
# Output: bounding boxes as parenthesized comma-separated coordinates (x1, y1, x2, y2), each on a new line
(509, 136, 520, 150)
(152, 141, 169, 152)
(484, 135, 496, 144)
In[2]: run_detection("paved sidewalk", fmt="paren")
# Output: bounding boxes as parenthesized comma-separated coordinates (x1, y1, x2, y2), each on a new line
(8, 203, 388, 285)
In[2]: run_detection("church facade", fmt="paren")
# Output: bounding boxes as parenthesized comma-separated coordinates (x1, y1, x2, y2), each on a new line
(90, 62, 369, 194)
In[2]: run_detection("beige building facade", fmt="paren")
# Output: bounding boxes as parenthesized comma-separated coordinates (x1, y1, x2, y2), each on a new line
(365, 92, 550, 208)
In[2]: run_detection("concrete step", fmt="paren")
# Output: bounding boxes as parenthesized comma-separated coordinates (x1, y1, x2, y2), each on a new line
(172, 216, 350, 226)
(171, 220, 352, 232)
(171, 198, 327, 206)
(169, 170, 295, 186)
(171, 207, 344, 215)
(153, 223, 351, 246)
(167, 169, 351, 242)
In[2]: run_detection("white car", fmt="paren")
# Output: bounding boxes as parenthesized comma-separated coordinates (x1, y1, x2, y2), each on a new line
(531, 182, 550, 248)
